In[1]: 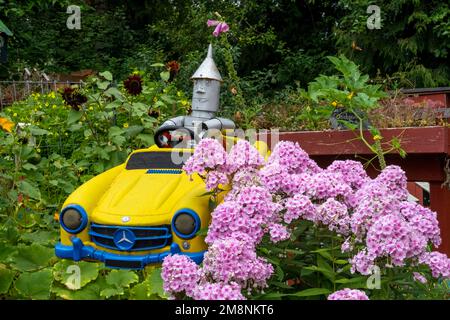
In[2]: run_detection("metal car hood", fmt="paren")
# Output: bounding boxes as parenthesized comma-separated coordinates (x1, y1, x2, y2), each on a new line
(92, 169, 204, 217)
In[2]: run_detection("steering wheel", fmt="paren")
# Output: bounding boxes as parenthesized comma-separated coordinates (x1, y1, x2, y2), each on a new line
(154, 125, 196, 148)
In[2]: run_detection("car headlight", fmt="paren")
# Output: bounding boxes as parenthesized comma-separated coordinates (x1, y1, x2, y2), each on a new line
(172, 209, 200, 239)
(60, 205, 88, 234)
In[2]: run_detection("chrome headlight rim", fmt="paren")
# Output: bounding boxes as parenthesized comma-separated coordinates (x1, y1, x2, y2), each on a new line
(171, 209, 200, 240)
(60, 204, 88, 234)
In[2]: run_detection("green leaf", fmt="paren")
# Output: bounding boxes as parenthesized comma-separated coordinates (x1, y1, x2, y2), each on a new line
(124, 125, 144, 137)
(10, 244, 54, 272)
(17, 180, 41, 200)
(147, 267, 166, 298)
(67, 109, 82, 125)
(160, 71, 170, 82)
(97, 81, 109, 90)
(99, 71, 113, 81)
(293, 288, 331, 297)
(22, 163, 37, 171)
(0, 268, 15, 294)
(313, 249, 334, 261)
(20, 230, 56, 245)
(100, 287, 124, 298)
(130, 281, 149, 300)
(335, 276, 367, 284)
(51, 277, 106, 300)
(0, 243, 18, 262)
(104, 87, 123, 100)
(29, 127, 49, 136)
(275, 265, 284, 281)
(106, 269, 138, 289)
(137, 133, 154, 146)
(53, 260, 100, 290)
(15, 269, 53, 299)
(150, 63, 165, 67)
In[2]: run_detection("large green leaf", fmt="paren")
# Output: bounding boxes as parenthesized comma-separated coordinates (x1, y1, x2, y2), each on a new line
(147, 267, 166, 298)
(15, 269, 53, 299)
(17, 180, 41, 200)
(20, 230, 57, 245)
(0, 243, 17, 263)
(53, 260, 100, 290)
(67, 110, 83, 125)
(0, 268, 15, 294)
(130, 281, 149, 300)
(10, 244, 54, 272)
(105, 269, 138, 289)
(51, 277, 107, 300)
(99, 71, 113, 81)
(100, 287, 124, 298)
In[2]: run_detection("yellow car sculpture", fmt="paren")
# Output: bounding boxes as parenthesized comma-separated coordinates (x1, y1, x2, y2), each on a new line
(55, 140, 269, 269)
(55, 44, 269, 269)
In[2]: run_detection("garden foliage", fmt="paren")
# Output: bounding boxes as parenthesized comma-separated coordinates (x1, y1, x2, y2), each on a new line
(0, 70, 189, 299)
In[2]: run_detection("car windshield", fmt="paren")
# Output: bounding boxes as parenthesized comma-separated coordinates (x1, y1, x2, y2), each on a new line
(125, 151, 192, 170)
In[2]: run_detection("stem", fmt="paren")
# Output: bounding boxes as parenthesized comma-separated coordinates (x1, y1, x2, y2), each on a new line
(220, 36, 246, 111)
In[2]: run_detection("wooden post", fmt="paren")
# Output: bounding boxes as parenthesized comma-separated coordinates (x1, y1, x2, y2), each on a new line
(429, 182, 450, 256)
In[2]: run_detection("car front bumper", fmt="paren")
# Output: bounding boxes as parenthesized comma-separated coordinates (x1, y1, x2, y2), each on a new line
(55, 237, 205, 269)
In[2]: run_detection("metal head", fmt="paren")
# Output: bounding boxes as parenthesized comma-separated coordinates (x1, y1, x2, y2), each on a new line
(191, 44, 222, 82)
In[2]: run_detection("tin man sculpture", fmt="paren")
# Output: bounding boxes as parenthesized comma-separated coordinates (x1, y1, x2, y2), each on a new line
(155, 44, 235, 148)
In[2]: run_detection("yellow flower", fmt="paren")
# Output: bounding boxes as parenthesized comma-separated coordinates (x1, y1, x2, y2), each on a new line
(52, 104, 57, 109)
(331, 101, 338, 107)
(0, 117, 14, 133)
(153, 97, 158, 102)
(89, 106, 94, 111)
(48, 91, 56, 99)
(132, 70, 140, 75)
(13, 113, 17, 117)
(347, 92, 354, 100)
(45, 102, 49, 107)
(373, 135, 383, 141)
(177, 91, 182, 97)
(123, 123, 129, 128)
(181, 99, 189, 106)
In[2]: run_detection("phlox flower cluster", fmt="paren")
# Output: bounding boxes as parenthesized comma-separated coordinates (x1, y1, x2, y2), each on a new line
(162, 138, 450, 300)
(161, 254, 200, 297)
(183, 138, 227, 175)
(327, 288, 369, 300)
(201, 235, 274, 288)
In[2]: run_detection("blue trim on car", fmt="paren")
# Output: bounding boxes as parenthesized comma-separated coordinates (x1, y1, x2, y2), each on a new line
(55, 237, 205, 270)
(60, 204, 88, 234)
(171, 209, 201, 240)
(89, 223, 172, 252)
(146, 169, 183, 174)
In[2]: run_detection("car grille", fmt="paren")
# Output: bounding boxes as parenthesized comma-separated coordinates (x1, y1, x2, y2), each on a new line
(89, 223, 172, 252)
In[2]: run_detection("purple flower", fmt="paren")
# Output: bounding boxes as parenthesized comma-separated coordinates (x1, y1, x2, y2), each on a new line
(268, 223, 290, 243)
(183, 138, 227, 175)
(328, 288, 369, 300)
(419, 251, 450, 279)
(161, 255, 200, 297)
(413, 272, 428, 284)
(207, 19, 230, 37)
(226, 140, 264, 174)
(192, 282, 245, 300)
